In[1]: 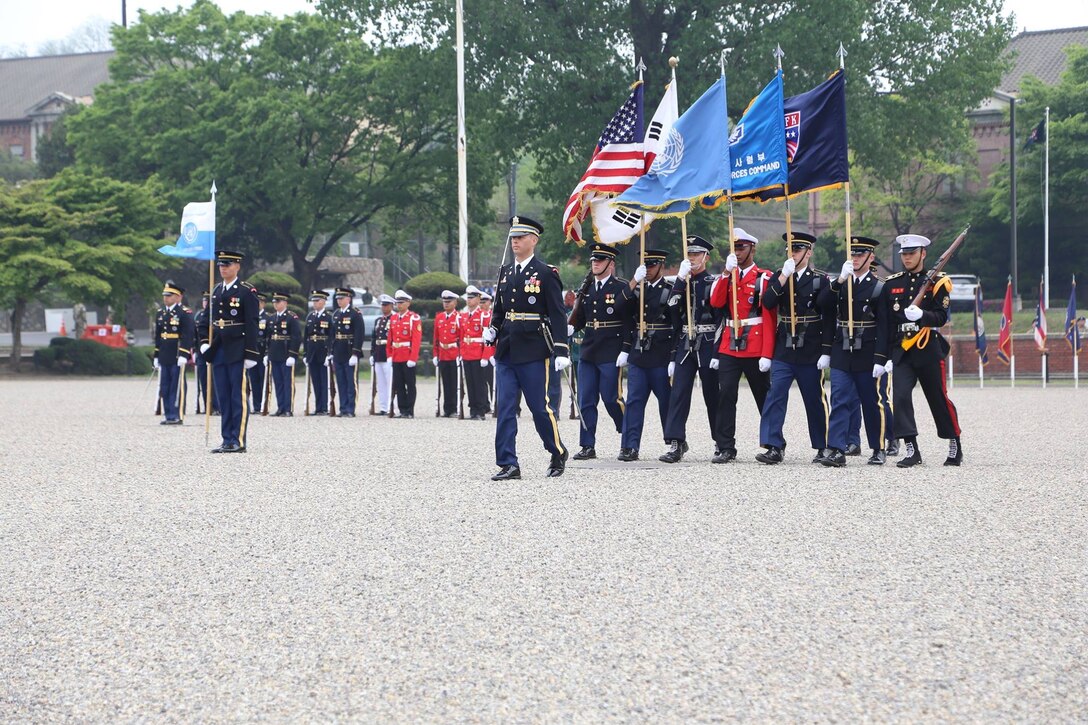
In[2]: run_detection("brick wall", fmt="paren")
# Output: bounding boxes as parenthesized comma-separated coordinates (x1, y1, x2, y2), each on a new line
(947, 333, 1083, 380)
(0, 121, 32, 159)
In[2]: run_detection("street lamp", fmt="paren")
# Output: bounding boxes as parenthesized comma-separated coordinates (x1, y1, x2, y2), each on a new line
(993, 88, 1020, 308)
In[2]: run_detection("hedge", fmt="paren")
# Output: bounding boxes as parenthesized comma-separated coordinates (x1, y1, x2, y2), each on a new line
(33, 337, 153, 375)
(405, 271, 466, 299)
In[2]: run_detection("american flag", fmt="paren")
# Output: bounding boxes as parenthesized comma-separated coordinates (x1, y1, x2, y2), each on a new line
(562, 83, 646, 244)
(1033, 276, 1048, 351)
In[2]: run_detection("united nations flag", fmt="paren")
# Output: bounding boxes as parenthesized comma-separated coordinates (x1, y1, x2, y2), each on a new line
(159, 198, 216, 260)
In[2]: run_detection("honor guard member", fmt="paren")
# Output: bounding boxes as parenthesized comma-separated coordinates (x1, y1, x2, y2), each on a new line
(250, 292, 271, 413)
(618, 248, 675, 461)
(196, 250, 261, 453)
(708, 229, 776, 463)
(820, 236, 892, 467)
(388, 290, 422, 417)
(568, 243, 634, 460)
(659, 235, 721, 463)
(328, 288, 364, 417)
(433, 290, 463, 417)
(304, 290, 333, 414)
(369, 294, 395, 415)
(480, 290, 495, 409)
(885, 233, 963, 467)
(757, 232, 836, 464)
(460, 286, 490, 420)
(193, 292, 219, 415)
(267, 293, 302, 416)
(154, 281, 195, 425)
(484, 216, 569, 480)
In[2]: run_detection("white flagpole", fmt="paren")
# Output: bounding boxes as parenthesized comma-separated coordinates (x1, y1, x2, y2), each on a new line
(1011, 353, 1016, 388)
(978, 356, 983, 389)
(1043, 106, 1050, 304)
(455, 0, 469, 282)
(1042, 352, 1048, 389)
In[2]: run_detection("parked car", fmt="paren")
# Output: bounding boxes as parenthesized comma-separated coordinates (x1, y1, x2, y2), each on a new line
(947, 274, 980, 312)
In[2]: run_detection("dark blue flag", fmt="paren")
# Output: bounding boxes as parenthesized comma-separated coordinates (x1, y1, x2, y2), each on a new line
(974, 285, 988, 364)
(1066, 276, 1081, 352)
(1024, 116, 1046, 149)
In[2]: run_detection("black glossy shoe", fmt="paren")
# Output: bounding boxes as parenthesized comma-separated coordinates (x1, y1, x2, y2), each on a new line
(886, 440, 900, 457)
(820, 449, 847, 467)
(812, 448, 832, 464)
(755, 446, 784, 464)
(273, 411, 287, 417)
(160, 419, 182, 426)
(712, 448, 737, 464)
(210, 443, 229, 453)
(221, 443, 246, 453)
(844, 443, 862, 457)
(658, 440, 685, 463)
(944, 437, 963, 466)
(867, 449, 887, 466)
(547, 450, 568, 477)
(491, 465, 521, 481)
(572, 446, 596, 461)
(617, 448, 639, 462)
(896, 441, 922, 468)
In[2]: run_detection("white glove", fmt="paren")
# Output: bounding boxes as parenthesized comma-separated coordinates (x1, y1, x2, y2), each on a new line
(709, 357, 719, 370)
(616, 351, 629, 368)
(244, 359, 257, 370)
(480, 359, 489, 368)
(668, 362, 676, 377)
(781, 258, 796, 277)
(348, 355, 358, 367)
(566, 324, 575, 337)
(872, 363, 886, 379)
(325, 355, 333, 365)
(677, 259, 692, 280)
(758, 357, 772, 373)
(457, 356, 462, 363)
(817, 354, 830, 370)
(725, 253, 738, 273)
(554, 356, 571, 372)
(407, 360, 416, 368)
(904, 305, 923, 321)
(839, 260, 854, 282)
(369, 356, 374, 366)
(200, 343, 210, 355)
(286, 357, 295, 368)
(633, 265, 647, 283)
(483, 327, 496, 343)
(303, 359, 309, 367)
(263, 355, 269, 366)
(153, 358, 160, 371)
(884, 360, 894, 374)
(177, 356, 186, 368)
(432, 356, 439, 367)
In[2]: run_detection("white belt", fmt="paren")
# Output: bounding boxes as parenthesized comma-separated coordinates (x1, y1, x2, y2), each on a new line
(693, 324, 717, 333)
(725, 317, 762, 327)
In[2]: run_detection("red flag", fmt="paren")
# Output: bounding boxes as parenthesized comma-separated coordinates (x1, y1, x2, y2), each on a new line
(997, 278, 1014, 364)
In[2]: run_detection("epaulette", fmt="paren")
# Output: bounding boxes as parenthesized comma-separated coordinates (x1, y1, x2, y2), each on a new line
(886, 271, 906, 280)
(410, 311, 421, 320)
(182, 306, 192, 313)
(615, 276, 629, 285)
(241, 281, 255, 289)
(549, 265, 561, 276)
(290, 312, 298, 318)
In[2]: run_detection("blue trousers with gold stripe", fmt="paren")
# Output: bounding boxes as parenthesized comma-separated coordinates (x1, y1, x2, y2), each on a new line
(759, 360, 828, 451)
(211, 358, 249, 448)
(335, 361, 358, 415)
(829, 368, 888, 452)
(158, 363, 186, 422)
(495, 357, 566, 467)
(576, 360, 625, 448)
(621, 363, 670, 450)
(271, 361, 294, 414)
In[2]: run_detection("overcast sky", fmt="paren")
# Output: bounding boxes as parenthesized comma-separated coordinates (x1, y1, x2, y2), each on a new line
(1, 0, 1086, 55)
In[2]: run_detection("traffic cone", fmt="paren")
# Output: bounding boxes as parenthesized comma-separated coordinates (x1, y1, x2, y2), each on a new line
(59, 319, 67, 337)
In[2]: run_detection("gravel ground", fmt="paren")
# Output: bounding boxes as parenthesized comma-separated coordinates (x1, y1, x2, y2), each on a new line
(1, 376, 1085, 721)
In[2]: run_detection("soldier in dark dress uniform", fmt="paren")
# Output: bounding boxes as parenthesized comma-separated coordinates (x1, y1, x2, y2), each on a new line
(885, 234, 963, 467)
(196, 250, 261, 453)
(485, 216, 569, 480)
(618, 248, 674, 461)
(328, 287, 364, 417)
(267, 292, 302, 416)
(820, 236, 892, 467)
(193, 292, 219, 415)
(568, 243, 634, 460)
(250, 292, 270, 414)
(659, 236, 721, 463)
(757, 232, 836, 464)
(304, 290, 333, 414)
(369, 294, 394, 415)
(154, 281, 195, 425)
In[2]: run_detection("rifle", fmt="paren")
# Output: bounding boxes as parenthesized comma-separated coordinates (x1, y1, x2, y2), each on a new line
(369, 358, 378, 415)
(457, 359, 465, 419)
(304, 358, 311, 416)
(148, 365, 160, 415)
(435, 355, 443, 417)
(542, 322, 586, 431)
(901, 224, 971, 351)
(327, 358, 337, 416)
(261, 358, 271, 415)
(568, 361, 579, 420)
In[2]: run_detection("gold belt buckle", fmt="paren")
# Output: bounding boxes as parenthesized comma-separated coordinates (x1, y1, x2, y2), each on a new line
(215, 319, 225, 328)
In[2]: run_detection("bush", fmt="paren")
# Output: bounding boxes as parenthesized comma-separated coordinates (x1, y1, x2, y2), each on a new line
(33, 338, 152, 375)
(249, 271, 301, 296)
(405, 271, 466, 299)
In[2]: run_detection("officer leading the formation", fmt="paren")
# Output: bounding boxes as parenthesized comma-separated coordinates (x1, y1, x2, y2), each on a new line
(821, 236, 891, 467)
(197, 250, 260, 453)
(154, 281, 195, 425)
(886, 234, 963, 467)
(266, 292, 301, 416)
(328, 288, 364, 417)
(485, 216, 569, 480)
(568, 243, 633, 460)
(304, 290, 332, 415)
(619, 248, 674, 462)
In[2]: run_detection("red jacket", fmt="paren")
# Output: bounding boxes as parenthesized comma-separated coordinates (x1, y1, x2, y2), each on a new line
(433, 310, 462, 362)
(459, 307, 487, 361)
(387, 310, 422, 363)
(709, 266, 777, 359)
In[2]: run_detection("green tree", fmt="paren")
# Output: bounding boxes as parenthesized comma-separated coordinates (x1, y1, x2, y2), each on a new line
(36, 108, 79, 178)
(69, 1, 510, 292)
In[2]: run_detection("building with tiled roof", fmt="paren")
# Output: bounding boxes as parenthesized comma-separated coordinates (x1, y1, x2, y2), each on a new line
(0, 50, 114, 162)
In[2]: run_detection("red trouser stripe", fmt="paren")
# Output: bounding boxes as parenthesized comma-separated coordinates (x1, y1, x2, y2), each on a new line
(938, 359, 961, 436)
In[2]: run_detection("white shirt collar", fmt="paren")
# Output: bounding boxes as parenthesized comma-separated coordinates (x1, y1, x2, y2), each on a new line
(595, 275, 611, 286)
(795, 266, 808, 280)
(740, 264, 755, 277)
(514, 255, 534, 269)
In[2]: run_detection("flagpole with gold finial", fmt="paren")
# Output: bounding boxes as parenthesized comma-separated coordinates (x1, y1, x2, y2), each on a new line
(722, 48, 742, 344)
(774, 45, 798, 344)
(636, 56, 648, 343)
(838, 43, 856, 345)
(670, 56, 695, 342)
(204, 180, 217, 447)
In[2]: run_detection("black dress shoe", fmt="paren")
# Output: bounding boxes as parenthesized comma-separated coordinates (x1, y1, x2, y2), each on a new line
(896, 441, 922, 468)
(617, 448, 639, 461)
(219, 443, 244, 453)
(844, 443, 862, 456)
(160, 419, 182, 426)
(210, 445, 227, 453)
(820, 449, 847, 467)
(377, 410, 388, 415)
(867, 449, 886, 465)
(272, 411, 286, 417)
(658, 440, 684, 463)
(712, 448, 737, 464)
(491, 465, 521, 481)
(943, 437, 963, 466)
(343, 413, 356, 418)
(812, 448, 832, 464)
(572, 446, 596, 460)
(755, 446, 784, 464)
(547, 450, 568, 477)
(886, 440, 900, 456)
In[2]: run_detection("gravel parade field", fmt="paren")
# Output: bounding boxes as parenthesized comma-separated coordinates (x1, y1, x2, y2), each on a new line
(1, 376, 1085, 721)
